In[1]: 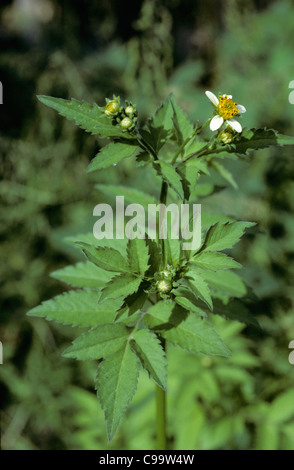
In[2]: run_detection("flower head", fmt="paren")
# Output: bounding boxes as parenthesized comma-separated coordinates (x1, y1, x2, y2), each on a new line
(205, 90, 246, 133)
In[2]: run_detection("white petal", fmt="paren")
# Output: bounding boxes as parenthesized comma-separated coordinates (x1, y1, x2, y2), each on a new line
(210, 115, 223, 131)
(236, 104, 246, 114)
(205, 90, 219, 106)
(227, 119, 242, 133)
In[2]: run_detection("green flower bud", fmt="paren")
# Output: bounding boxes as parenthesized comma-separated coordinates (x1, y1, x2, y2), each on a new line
(157, 279, 172, 294)
(104, 100, 120, 116)
(125, 105, 135, 116)
(120, 117, 133, 130)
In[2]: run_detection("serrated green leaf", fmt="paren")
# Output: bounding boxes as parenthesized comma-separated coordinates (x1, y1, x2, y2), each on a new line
(27, 289, 122, 327)
(144, 302, 231, 357)
(96, 343, 139, 441)
(127, 238, 150, 275)
(146, 95, 174, 152)
(130, 329, 167, 389)
(201, 221, 255, 253)
(153, 160, 184, 199)
(190, 252, 241, 271)
(213, 128, 294, 156)
(65, 232, 127, 256)
(37, 95, 135, 139)
(87, 141, 140, 172)
(170, 94, 194, 145)
(100, 273, 143, 302)
(201, 270, 247, 299)
(211, 298, 260, 329)
(116, 290, 148, 320)
(63, 323, 130, 360)
(185, 270, 213, 310)
(166, 236, 181, 268)
(173, 293, 207, 318)
(50, 261, 113, 288)
(76, 242, 130, 273)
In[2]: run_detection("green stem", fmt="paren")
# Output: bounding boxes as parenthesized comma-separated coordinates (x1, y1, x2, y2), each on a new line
(156, 339, 167, 450)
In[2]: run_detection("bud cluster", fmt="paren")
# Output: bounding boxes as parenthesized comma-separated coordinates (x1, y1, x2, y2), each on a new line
(104, 96, 138, 132)
(154, 265, 177, 299)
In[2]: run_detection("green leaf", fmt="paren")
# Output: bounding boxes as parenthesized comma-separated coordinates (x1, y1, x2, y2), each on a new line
(76, 242, 130, 273)
(130, 329, 167, 389)
(211, 298, 260, 329)
(173, 292, 208, 318)
(166, 236, 181, 268)
(127, 238, 150, 275)
(170, 94, 194, 145)
(37, 95, 135, 139)
(87, 141, 140, 172)
(100, 273, 143, 302)
(267, 389, 294, 424)
(50, 261, 113, 288)
(213, 128, 294, 156)
(201, 270, 247, 299)
(27, 289, 122, 327)
(65, 232, 127, 256)
(210, 160, 238, 189)
(95, 184, 157, 208)
(96, 343, 139, 441)
(201, 221, 255, 253)
(153, 160, 184, 199)
(146, 95, 174, 152)
(184, 270, 213, 310)
(144, 302, 231, 357)
(63, 323, 130, 360)
(190, 252, 241, 271)
(116, 290, 148, 320)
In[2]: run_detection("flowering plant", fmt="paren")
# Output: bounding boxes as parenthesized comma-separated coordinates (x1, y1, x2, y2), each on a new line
(28, 91, 294, 448)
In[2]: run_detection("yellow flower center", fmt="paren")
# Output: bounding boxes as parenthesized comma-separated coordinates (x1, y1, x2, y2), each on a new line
(217, 95, 239, 120)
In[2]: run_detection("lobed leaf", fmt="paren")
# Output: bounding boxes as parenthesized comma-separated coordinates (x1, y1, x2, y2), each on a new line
(63, 323, 130, 360)
(130, 329, 167, 390)
(99, 273, 143, 302)
(200, 221, 255, 253)
(127, 238, 150, 275)
(50, 261, 113, 288)
(27, 289, 122, 327)
(76, 242, 130, 273)
(96, 344, 139, 441)
(184, 269, 213, 310)
(144, 302, 231, 357)
(190, 251, 241, 271)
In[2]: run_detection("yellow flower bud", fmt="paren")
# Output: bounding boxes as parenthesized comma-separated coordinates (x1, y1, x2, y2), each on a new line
(220, 129, 234, 144)
(104, 100, 120, 116)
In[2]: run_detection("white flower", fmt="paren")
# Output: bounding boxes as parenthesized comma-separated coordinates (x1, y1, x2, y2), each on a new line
(205, 90, 246, 133)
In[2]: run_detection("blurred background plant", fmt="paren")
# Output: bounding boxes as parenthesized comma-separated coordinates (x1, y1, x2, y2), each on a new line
(1, 0, 294, 450)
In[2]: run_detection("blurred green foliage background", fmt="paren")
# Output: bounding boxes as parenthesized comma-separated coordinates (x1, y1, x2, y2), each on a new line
(1, 0, 294, 450)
